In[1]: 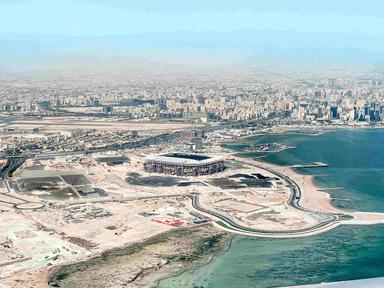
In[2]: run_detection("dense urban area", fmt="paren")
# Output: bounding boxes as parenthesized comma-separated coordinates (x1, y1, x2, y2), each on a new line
(1, 69, 384, 288)
(1, 69, 384, 122)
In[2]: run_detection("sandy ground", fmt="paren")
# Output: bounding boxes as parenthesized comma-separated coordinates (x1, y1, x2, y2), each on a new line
(0, 212, 90, 279)
(234, 156, 384, 226)
(23, 200, 179, 252)
(347, 211, 384, 224)
(47, 225, 228, 288)
(197, 165, 321, 231)
(4, 117, 201, 132)
(0, 268, 50, 288)
(234, 157, 345, 214)
(2, 144, 384, 287)
(0, 198, 191, 287)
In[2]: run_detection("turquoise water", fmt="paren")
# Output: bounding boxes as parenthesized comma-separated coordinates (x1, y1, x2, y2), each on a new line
(156, 129, 384, 288)
(232, 129, 384, 212)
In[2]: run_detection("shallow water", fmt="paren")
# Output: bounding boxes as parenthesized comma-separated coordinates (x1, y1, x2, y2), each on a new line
(156, 129, 384, 288)
(156, 226, 384, 288)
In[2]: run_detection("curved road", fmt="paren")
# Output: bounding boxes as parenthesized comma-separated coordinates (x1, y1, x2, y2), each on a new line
(0, 156, 26, 180)
(0, 152, 341, 234)
(0, 156, 45, 211)
(188, 159, 341, 237)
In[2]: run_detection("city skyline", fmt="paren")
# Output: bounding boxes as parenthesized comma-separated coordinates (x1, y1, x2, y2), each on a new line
(2, 2, 384, 288)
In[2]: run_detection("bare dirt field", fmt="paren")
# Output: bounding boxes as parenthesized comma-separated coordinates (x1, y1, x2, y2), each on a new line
(3, 117, 201, 132)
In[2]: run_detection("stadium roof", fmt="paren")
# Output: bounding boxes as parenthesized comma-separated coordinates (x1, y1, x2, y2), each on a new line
(145, 152, 223, 166)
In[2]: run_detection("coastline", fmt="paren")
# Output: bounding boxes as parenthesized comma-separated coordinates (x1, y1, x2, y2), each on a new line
(42, 128, 384, 287)
(221, 124, 384, 145)
(234, 156, 384, 226)
(150, 149, 384, 287)
(151, 234, 235, 288)
(157, 129, 384, 286)
(41, 155, 347, 287)
(221, 126, 384, 222)
(46, 224, 230, 288)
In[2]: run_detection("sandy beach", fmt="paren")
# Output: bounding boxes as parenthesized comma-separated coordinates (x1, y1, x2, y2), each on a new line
(234, 155, 384, 228)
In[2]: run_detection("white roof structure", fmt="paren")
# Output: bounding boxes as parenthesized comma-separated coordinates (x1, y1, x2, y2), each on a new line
(144, 152, 223, 166)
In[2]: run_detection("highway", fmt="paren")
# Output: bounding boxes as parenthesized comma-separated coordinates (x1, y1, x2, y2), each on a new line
(2, 113, 280, 159)
(187, 159, 340, 237)
(0, 155, 26, 196)
(188, 194, 339, 237)
(0, 112, 340, 236)
(0, 154, 340, 236)
(0, 151, 340, 236)
(0, 156, 26, 180)
(67, 189, 339, 237)
(0, 156, 45, 210)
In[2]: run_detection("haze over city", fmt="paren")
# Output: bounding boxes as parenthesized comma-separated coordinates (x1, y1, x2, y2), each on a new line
(1, 0, 384, 71)
(1, 1, 384, 288)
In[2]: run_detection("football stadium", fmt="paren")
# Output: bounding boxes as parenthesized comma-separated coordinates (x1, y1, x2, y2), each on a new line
(144, 152, 225, 176)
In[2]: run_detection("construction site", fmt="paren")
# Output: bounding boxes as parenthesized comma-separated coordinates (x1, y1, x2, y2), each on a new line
(0, 144, 360, 288)
(143, 152, 225, 176)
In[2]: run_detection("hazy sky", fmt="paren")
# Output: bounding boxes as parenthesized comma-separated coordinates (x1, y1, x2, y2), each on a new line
(1, 0, 384, 71)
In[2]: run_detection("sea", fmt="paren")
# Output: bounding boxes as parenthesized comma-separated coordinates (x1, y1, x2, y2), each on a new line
(155, 128, 384, 288)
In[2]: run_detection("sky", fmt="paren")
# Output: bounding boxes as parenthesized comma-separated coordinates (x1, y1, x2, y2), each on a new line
(1, 0, 384, 71)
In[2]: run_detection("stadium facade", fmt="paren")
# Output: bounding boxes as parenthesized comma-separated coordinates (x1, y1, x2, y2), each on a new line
(144, 152, 224, 176)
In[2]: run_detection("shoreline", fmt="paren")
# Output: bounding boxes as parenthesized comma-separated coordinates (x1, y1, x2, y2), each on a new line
(158, 130, 384, 285)
(224, 127, 384, 228)
(220, 124, 384, 145)
(152, 234, 235, 287)
(46, 224, 230, 288)
(42, 128, 384, 287)
(234, 156, 384, 226)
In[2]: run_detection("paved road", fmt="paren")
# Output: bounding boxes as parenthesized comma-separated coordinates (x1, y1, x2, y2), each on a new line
(188, 159, 340, 237)
(189, 193, 338, 237)
(0, 156, 25, 180)
(247, 160, 337, 216)
(0, 156, 45, 210)
(0, 152, 340, 235)
(2, 113, 280, 159)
